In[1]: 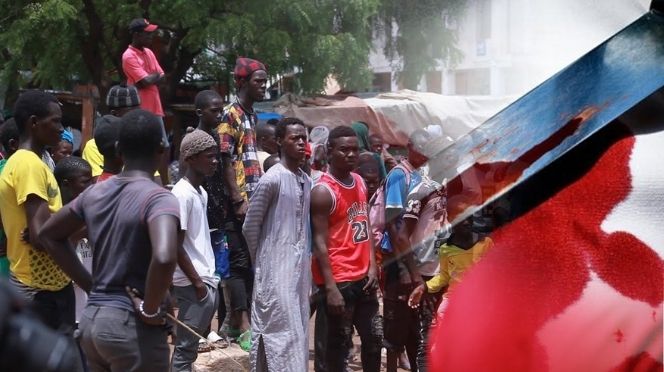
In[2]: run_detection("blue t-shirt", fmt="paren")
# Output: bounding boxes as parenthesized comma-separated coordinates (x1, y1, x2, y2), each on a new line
(383, 161, 422, 252)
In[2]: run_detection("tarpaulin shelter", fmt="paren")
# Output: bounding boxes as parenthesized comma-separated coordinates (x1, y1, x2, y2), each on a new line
(273, 91, 515, 146)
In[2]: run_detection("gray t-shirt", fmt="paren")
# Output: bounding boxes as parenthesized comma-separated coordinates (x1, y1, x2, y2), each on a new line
(403, 177, 447, 276)
(71, 176, 179, 311)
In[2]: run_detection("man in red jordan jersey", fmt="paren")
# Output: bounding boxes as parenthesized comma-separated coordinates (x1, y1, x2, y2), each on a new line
(311, 125, 381, 372)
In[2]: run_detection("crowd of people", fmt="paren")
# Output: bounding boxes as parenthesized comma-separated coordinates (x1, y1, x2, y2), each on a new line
(0, 17, 500, 372)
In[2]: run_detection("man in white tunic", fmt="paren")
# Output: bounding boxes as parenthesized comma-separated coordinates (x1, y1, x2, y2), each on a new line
(243, 117, 312, 372)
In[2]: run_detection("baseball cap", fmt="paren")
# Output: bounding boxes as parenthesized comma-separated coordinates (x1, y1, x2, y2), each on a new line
(128, 18, 158, 33)
(106, 85, 141, 109)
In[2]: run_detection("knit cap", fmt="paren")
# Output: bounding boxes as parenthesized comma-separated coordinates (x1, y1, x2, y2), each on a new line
(180, 127, 216, 160)
(106, 85, 141, 109)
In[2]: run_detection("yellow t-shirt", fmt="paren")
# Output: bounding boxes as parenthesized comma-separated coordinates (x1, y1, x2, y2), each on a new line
(82, 139, 104, 177)
(0, 149, 70, 290)
(426, 237, 493, 295)
(82, 139, 161, 179)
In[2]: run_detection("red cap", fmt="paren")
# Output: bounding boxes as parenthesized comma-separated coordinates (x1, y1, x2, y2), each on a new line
(129, 18, 158, 33)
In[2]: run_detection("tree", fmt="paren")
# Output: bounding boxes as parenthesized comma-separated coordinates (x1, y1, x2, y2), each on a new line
(377, 0, 465, 89)
(0, 0, 463, 107)
(0, 0, 379, 103)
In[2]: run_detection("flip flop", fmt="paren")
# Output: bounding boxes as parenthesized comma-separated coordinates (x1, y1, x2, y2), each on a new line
(197, 339, 213, 353)
(207, 331, 230, 349)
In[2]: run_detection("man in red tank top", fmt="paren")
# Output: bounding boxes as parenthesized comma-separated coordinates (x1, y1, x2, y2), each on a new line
(311, 125, 381, 372)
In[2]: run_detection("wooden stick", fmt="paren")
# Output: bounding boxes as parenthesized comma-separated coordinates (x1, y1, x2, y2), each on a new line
(166, 313, 247, 372)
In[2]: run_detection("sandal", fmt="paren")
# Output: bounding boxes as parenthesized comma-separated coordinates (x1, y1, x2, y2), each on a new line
(197, 339, 213, 353)
(207, 331, 229, 349)
(237, 330, 251, 352)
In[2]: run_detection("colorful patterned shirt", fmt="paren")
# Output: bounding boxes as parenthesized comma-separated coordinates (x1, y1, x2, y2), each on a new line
(217, 102, 262, 201)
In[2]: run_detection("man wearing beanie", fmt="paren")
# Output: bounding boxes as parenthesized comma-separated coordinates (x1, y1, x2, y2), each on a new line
(218, 57, 267, 347)
(170, 128, 220, 371)
(82, 84, 140, 180)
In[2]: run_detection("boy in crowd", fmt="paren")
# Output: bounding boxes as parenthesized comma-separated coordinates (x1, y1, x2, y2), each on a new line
(50, 129, 74, 164)
(369, 133, 397, 172)
(193, 90, 231, 339)
(0, 119, 19, 278)
(82, 84, 140, 179)
(0, 91, 74, 333)
(171, 128, 220, 371)
(357, 152, 381, 201)
(243, 117, 312, 371)
(401, 175, 449, 371)
(40, 109, 180, 371)
(312, 125, 381, 372)
(408, 214, 493, 317)
(93, 116, 123, 182)
(53, 156, 94, 321)
(255, 121, 278, 170)
(218, 57, 267, 347)
(382, 129, 433, 372)
(262, 154, 280, 173)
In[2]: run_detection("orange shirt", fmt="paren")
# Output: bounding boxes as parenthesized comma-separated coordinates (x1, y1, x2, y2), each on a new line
(122, 45, 164, 116)
(313, 172, 370, 285)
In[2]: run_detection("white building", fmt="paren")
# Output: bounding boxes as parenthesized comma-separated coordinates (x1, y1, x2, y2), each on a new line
(368, 0, 650, 96)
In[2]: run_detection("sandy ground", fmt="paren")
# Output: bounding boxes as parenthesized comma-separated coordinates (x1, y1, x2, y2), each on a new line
(182, 308, 411, 371)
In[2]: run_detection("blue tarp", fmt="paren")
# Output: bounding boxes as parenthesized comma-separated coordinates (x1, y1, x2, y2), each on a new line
(257, 112, 282, 121)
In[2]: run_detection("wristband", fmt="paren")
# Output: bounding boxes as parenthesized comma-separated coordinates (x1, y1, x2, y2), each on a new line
(139, 300, 161, 318)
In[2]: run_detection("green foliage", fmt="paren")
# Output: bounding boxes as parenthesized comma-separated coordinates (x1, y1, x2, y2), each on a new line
(0, 0, 463, 101)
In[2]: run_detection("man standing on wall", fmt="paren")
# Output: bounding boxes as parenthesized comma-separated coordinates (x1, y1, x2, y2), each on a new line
(122, 18, 170, 185)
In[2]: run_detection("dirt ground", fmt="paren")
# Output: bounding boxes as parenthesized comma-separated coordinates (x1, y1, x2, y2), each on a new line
(183, 306, 411, 371)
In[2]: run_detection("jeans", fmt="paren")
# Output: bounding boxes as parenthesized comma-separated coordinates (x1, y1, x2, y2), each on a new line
(210, 230, 229, 279)
(79, 305, 169, 372)
(314, 279, 383, 372)
(226, 228, 253, 313)
(416, 278, 442, 372)
(171, 284, 218, 372)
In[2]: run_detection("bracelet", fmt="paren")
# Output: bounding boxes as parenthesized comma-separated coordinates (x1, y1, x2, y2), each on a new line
(139, 300, 161, 318)
(232, 198, 245, 206)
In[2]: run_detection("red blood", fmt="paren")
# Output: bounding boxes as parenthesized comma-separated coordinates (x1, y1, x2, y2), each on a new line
(429, 128, 663, 371)
(447, 111, 586, 221)
(610, 352, 663, 372)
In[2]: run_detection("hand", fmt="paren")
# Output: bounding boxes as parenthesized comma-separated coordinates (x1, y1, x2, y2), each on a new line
(408, 284, 425, 309)
(234, 199, 248, 220)
(125, 286, 165, 326)
(325, 286, 345, 316)
(194, 282, 208, 302)
(363, 267, 379, 293)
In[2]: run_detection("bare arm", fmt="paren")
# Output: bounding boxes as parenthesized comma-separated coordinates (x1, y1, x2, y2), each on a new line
(38, 204, 92, 292)
(134, 73, 163, 89)
(175, 229, 207, 300)
(221, 154, 248, 218)
(24, 195, 52, 251)
(143, 214, 179, 314)
(386, 217, 422, 284)
(311, 185, 345, 315)
(363, 217, 379, 292)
